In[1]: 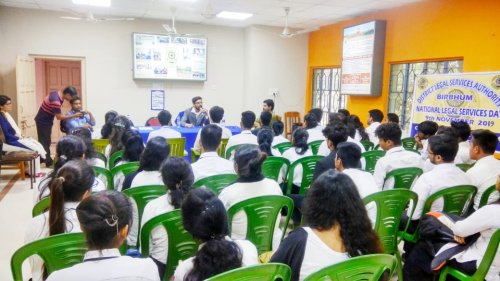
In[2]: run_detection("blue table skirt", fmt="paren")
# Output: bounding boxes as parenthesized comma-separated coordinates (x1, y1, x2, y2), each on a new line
(135, 126, 241, 161)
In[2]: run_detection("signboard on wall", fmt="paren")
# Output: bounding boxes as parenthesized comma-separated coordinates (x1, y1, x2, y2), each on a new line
(409, 72, 500, 154)
(341, 20, 386, 96)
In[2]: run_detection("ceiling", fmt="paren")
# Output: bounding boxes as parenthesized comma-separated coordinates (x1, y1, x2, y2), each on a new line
(0, 0, 423, 29)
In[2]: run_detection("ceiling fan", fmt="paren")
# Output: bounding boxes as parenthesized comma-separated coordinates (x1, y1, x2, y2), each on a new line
(280, 7, 318, 38)
(60, 10, 134, 22)
(162, 7, 179, 35)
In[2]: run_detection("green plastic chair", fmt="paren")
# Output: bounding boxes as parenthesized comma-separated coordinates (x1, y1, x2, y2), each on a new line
(361, 150, 385, 174)
(10, 232, 87, 281)
(262, 156, 290, 182)
(360, 140, 375, 151)
(308, 140, 324, 155)
(108, 150, 124, 169)
(192, 174, 238, 195)
(456, 163, 474, 172)
(92, 138, 109, 154)
(363, 190, 418, 281)
(402, 137, 417, 150)
(479, 184, 498, 208)
(167, 137, 187, 157)
(32, 197, 51, 217)
(206, 263, 292, 281)
(273, 142, 292, 154)
(110, 161, 140, 177)
(286, 155, 324, 195)
(438, 229, 500, 281)
(303, 254, 397, 281)
(94, 151, 107, 164)
(140, 209, 199, 281)
(383, 167, 423, 190)
(191, 138, 229, 163)
(225, 144, 256, 160)
(93, 166, 114, 190)
(190, 148, 200, 163)
(227, 195, 293, 254)
(400, 185, 477, 244)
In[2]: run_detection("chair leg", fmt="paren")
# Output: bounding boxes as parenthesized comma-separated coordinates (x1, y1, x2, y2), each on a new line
(395, 250, 403, 281)
(19, 162, 25, 180)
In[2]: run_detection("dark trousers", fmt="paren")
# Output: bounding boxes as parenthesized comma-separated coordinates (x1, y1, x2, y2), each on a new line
(36, 122, 52, 163)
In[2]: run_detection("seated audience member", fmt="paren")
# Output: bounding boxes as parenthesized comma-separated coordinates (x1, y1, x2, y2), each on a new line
(386, 113, 399, 124)
(282, 128, 313, 192)
(313, 123, 348, 180)
(37, 136, 105, 202)
(348, 115, 370, 141)
(70, 127, 105, 168)
(64, 97, 95, 133)
(255, 99, 280, 128)
(219, 145, 283, 250)
(366, 109, 384, 144)
(328, 112, 347, 125)
(338, 109, 350, 118)
(173, 188, 258, 280)
(191, 124, 235, 181)
(141, 157, 194, 277)
(113, 130, 145, 190)
(415, 120, 439, 160)
(304, 113, 325, 143)
(258, 129, 280, 156)
(335, 142, 378, 225)
(26, 160, 93, 281)
(46, 191, 159, 281)
(99, 110, 118, 139)
(451, 121, 475, 164)
(467, 129, 500, 209)
(373, 123, 422, 189)
(317, 122, 364, 156)
(271, 121, 289, 146)
(308, 108, 325, 131)
(226, 111, 258, 158)
(270, 170, 382, 281)
(193, 106, 232, 152)
(180, 96, 209, 128)
(104, 115, 132, 158)
(252, 111, 272, 136)
(147, 110, 181, 142)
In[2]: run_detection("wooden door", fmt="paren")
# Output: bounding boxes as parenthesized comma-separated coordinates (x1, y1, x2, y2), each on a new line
(16, 55, 37, 138)
(44, 60, 82, 145)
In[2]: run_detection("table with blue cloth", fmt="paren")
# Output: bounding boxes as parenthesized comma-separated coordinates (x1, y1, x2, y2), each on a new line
(135, 126, 241, 161)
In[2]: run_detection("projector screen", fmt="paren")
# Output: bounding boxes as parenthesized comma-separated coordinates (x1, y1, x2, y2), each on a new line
(133, 33, 207, 81)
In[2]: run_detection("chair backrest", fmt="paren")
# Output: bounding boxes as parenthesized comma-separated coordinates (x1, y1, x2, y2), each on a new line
(360, 140, 375, 151)
(93, 166, 114, 190)
(456, 163, 473, 172)
(308, 140, 324, 155)
(110, 161, 140, 177)
(91, 139, 110, 154)
(286, 155, 324, 195)
(284, 111, 301, 139)
(11, 233, 87, 281)
(94, 151, 107, 164)
(383, 167, 423, 190)
(225, 144, 257, 160)
(423, 185, 477, 217)
(145, 117, 160, 126)
(192, 174, 238, 195)
(272, 142, 292, 154)
(140, 209, 198, 280)
(363, 190, 418, 255)
(303, 254, 397, 281)
(217, 138, 229, 158)
(262, 156, 290, 182)
(32, 197, 51, 217)
(361, 150, 386, 173)
(205, 263, 292, 281)
(401, 137, 417, 150)
(227, 195, 293, 254)
(108, 150, 124, 169)
(167, 137, 186, 157)
(479, 184, 497, 208)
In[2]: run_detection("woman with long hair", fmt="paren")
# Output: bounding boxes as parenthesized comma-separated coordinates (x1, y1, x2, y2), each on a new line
(113, 129, 145, 191)
(304, 113, 324, 143)
(104, 115, 132, 158)
(219, 145, 283, 250)
(257, 129, 280, 156)
(271, 170, 382, 281)
(282, 128, 313, 192)
(140, 157, 194, 277)
(100, 110, 118, 139)
(70, 127, 105, 168)
(26, 160, 95, 281)
(173, 188, 258, 280)
(348, 115, 369, 141)
(46, 191, 159, 281)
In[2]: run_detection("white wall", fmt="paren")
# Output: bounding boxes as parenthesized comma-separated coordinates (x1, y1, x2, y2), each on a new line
(0, 7, 308, 127)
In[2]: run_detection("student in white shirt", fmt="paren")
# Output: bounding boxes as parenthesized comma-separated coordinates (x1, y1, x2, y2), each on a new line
(192, 124, 236, 181)
(304, 113, 325, 143)
(147, 110, 181, 142)
(271, 121, 290, 147)
(173, 188, 258, 281)
(365, 109, 384, 144)
(47, 191, 160, 281)
(415, 120, 439, 161)
(226, 111, 258, 158)
(104, 115, 132, 159)
(308, 108, 325, 132)
(467, 129, 500, 209)
(282, 128, 313, 191)
(373, 123, 423, 189)
(451, 121, 475, 165)
(219, 145, 283, 250)
(270, 170, 383, 281)
(141, 157, 194, 277)
(26, 160, 93, 281)
(193, 106, 232, 152)
(70, 127, 105, 168)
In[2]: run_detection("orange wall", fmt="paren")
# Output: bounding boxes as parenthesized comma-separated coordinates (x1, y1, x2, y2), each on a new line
(307, 0, 500, 121)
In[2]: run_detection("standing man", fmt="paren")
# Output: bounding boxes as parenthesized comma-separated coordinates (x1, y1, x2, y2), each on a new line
(180, 96, 209, 128)
(64, 96, 96, 133)
(35, 86, 82, 166)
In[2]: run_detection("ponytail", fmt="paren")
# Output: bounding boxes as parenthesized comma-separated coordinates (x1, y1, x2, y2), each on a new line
(48, 177, 67, 235)
(161, 157, 194, 209)
(257, 129, 274, 156)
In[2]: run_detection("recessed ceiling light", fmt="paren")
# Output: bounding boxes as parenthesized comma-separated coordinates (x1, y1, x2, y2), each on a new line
(216, 11, 253, 20)
(72, 0, 111, 7)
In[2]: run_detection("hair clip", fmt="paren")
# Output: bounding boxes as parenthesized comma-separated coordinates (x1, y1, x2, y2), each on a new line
(57, 177, 65, 183)
(59, 155, 67, 161)
(104, 215, 119, 227)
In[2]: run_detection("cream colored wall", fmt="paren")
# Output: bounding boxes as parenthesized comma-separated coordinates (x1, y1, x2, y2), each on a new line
(0, 7, 308, 127)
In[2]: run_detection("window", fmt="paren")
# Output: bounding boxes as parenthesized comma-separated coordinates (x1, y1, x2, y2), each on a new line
(311, 68, 346, 125)
(388, 60, 463, 133)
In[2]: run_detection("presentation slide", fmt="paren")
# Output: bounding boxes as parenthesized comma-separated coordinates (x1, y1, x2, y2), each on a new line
(133, 33, 207, 81)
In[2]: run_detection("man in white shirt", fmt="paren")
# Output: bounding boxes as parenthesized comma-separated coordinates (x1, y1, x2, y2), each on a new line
(191, 124, 236, 180)
(193, 106, 232, 151)
(415, 120, 439, 161)
(365, 109, 384, 144)
(466, 129, 500, 209)
(226, 111, 258, 158)
(180, 96, 209, 128)
(451, 121, 475, 164)
(373, 123, 423, 189)
(146, 110, 181, 142)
